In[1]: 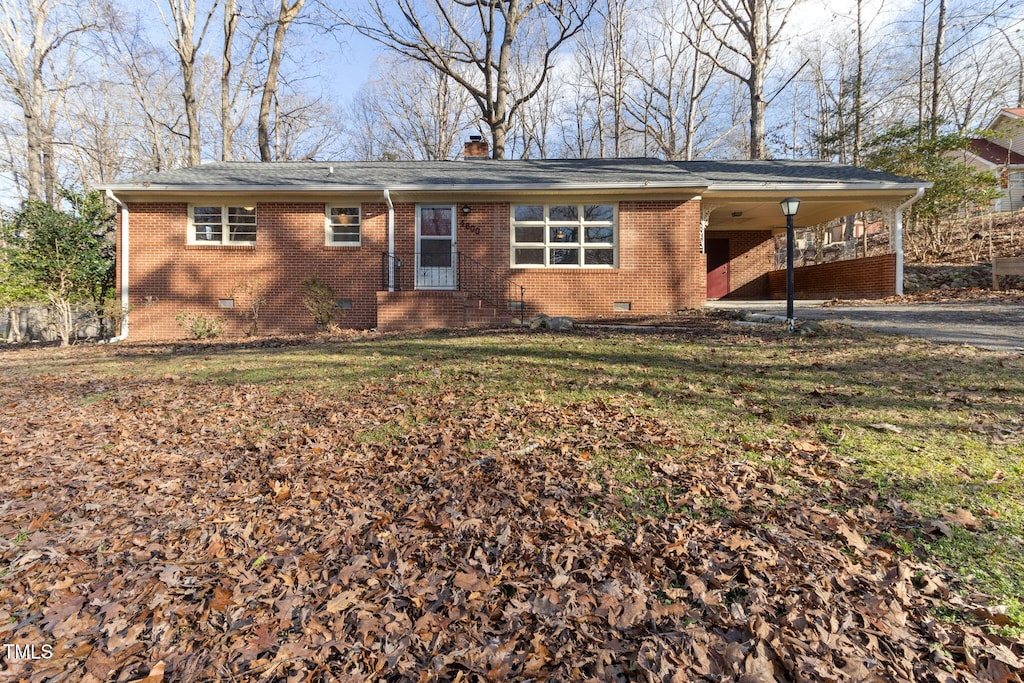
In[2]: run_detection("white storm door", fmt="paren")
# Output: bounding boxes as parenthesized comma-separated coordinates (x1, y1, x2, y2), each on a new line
(416, 205, 457, 289)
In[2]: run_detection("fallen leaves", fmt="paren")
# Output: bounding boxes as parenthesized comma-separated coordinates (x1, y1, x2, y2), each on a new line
(0, 358, 1021, 682)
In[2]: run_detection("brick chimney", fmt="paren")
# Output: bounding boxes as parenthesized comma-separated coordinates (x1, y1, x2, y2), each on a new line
(463, 135, 490, 160)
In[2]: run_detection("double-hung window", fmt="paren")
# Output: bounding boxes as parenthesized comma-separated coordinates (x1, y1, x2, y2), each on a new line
(511, 204, 616, 267)
(326, 206, 361, 246)
(190, 205, 257, 245)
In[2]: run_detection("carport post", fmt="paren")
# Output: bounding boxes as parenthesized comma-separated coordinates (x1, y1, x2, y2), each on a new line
(780, 198, 800, 333)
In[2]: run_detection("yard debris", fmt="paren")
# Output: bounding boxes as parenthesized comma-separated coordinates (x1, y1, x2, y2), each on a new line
(0, 352, 1021, 681)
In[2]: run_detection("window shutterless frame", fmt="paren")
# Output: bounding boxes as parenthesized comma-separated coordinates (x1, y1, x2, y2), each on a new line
(188, 205, 257, 245)
(510, 203, 617, 268)
(326, 205, 361, 246)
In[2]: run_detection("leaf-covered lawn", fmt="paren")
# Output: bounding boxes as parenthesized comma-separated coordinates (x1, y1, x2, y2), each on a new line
(1, 320, 1023, 681)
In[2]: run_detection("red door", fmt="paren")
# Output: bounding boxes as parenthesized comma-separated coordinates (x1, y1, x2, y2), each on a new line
(706, 238, 730, 299)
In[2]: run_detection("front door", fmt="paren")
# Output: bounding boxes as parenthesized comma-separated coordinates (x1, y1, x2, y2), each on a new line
(416, 205, 457, 289)
(706, 238, 730, 299)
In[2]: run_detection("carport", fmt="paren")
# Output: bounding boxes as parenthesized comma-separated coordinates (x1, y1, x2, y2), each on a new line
(679, 160, 931, 301)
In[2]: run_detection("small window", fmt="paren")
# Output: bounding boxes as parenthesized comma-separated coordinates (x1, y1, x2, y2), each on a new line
(189, 205, 257, 245)
(327, 206, 361, 245)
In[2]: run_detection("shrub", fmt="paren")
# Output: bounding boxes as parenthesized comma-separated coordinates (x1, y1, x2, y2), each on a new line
(301, 278, 340, 329)
(234, 281, 268, 336)
(175, 312, 224, 339)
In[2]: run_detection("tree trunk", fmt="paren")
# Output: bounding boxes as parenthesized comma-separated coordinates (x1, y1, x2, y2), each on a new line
(748, 0, 768, 160)
(221, 0, 237, 161)
(6, 308, 21, 344)
(259, 0, 305, 162)
(929, 0, 946, 138)
(853, 0, 863, 166)
(917, 0, 927, 139)
(25, 4, 48, 202)
(47, 292, 73, 347)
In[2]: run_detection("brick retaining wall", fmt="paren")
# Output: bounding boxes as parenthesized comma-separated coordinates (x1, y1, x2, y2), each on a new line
(767, 253, 897, 300)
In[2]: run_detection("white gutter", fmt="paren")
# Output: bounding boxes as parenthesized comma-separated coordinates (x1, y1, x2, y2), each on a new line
(100, 181, 708, 194)
(105, 189, 129, 342)
(383, 189, 395, 292)
(894, 187, 926, 296)
(705, 182, 933, 193)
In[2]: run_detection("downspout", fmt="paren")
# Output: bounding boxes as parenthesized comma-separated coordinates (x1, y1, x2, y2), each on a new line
(384, 189, 395, 292)
(894, 187, 925, 296)
(105, 189, 129, 341)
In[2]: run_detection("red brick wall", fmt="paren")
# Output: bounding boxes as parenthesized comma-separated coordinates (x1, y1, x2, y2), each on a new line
(123, 198, 705, 339)
(447, 200, 705, 319)
(125, 201, 385, 340)
(709, 230, 775, 299)
(376, 291, 467, 330)
(767, 253, 897, 300)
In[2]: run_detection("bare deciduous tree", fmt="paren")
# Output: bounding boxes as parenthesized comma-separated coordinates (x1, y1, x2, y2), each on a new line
(687, 0, 801, 159)
(257, 0, 305, 161)
(624, 0, 725, 160)
(349, 55, 473, 160)
(155, 0, 219, 166)
(342, 0, 595, 159)
(0, 0, 98, 201)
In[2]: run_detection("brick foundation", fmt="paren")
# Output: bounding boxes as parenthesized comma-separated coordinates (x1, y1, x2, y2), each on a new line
(767, 253, 897, 300)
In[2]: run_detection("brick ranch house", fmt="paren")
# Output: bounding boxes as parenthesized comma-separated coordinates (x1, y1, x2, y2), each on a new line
(99, 143, 929, 339)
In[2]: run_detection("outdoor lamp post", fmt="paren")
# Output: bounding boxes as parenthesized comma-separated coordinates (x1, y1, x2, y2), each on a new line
(780, 197, 800, 332)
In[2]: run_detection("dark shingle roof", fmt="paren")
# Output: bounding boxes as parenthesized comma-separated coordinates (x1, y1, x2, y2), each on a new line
(112, 158, 707, 190)
(106, 157, 929, 192)
(680, 159, 927, 186)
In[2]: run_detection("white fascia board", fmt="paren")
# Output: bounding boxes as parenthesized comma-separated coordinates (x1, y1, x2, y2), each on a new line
(98, 181, 709, 194)
(704, 181, 931, 193)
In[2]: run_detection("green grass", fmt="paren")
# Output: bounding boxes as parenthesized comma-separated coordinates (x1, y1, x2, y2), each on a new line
(4, 325, 1023, 633)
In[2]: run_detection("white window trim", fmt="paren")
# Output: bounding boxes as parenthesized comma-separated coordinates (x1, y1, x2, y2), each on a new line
(187, 204, 257, 246)
(325, 205, 362, 246)
(510, 203, 618, 268)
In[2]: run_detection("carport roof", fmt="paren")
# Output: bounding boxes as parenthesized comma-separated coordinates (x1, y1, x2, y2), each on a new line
(680, 159, 926, 189)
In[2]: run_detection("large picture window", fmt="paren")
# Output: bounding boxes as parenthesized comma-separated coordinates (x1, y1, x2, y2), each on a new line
(326, 206, 361, 245)
(190, 205, 257, 245)
(511, 204, 616, 267)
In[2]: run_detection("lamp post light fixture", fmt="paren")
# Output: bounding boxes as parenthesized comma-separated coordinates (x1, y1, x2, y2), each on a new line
(779, 197, 800, 333)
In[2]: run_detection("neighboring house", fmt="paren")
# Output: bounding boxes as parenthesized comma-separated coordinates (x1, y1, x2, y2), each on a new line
(99, 140, 929, 339)
(964, 107, 1024, 212)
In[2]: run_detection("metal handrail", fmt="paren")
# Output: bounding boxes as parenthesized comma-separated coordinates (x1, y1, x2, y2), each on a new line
(457, 252, 526, 325)
(380, 252, 404, 291)
(380, 250, 526, 324)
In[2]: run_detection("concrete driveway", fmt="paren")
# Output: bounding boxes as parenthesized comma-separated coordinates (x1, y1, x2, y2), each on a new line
(709, 300, 1024, 353)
